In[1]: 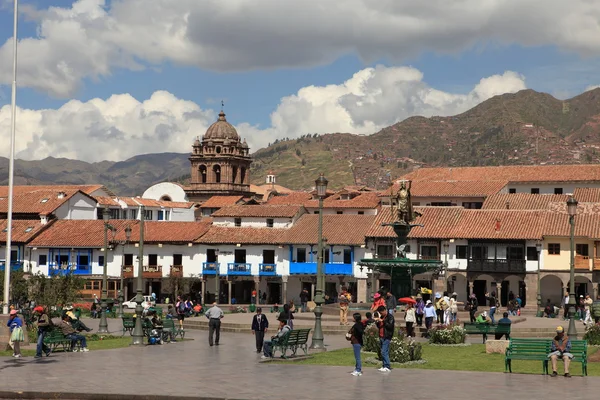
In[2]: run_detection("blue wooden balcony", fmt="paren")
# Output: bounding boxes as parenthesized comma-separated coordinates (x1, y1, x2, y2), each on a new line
(0, 261, 23, 272)
(228, 263, 251, 275)
(259, 263, 277, 276)
(289, 262, 353, 275)
(49, 264, 91, 276)
(202, 262, 219, 275)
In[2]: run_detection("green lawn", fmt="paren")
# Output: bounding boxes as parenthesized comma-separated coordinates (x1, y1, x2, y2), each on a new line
(289, 345, 598, 376)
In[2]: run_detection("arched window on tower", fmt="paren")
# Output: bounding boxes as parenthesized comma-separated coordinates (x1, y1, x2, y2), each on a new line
(213, 165, 221, 183)
(241, 167, 246, 184)
(232, 166, 238, 183)
(199, 165, 207, 183)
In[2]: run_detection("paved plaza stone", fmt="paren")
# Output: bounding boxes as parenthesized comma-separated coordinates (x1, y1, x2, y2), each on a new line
(0, 316, 597, 399)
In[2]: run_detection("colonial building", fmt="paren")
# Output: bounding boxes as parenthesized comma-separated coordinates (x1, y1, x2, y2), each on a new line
(185, 111, 253, 202)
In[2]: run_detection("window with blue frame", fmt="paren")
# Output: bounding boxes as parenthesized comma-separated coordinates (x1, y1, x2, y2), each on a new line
(78, 254, 90, 271)
(158, 210, 164, 220)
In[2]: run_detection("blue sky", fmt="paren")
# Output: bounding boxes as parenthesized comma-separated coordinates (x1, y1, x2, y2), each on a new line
(0, 0, 599, 161)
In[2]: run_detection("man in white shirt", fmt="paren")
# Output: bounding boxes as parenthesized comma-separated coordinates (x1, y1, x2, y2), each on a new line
(205, 302, 224, 346)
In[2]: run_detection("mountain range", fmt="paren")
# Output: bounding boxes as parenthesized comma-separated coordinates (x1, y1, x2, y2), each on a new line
(2, 88, 600, 195)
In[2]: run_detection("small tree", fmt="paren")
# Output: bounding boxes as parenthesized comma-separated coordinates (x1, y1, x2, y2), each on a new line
(27, 273, 84, 307)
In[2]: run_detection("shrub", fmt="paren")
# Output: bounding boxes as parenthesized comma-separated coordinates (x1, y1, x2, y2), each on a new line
(361, 323, 422, 363)
(429, 324, 466, 344)
(229, 306, 247, 313)
(584, 324, 600, 345)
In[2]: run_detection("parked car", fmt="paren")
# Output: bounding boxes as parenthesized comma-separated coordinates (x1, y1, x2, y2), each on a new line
(122, 296, 155, 309)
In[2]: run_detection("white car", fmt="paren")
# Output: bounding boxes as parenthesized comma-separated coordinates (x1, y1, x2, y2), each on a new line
(122, 296, 155, 309)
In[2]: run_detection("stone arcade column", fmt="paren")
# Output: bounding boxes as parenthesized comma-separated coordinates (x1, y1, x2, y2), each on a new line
(281, 276, 288, 305)
(495, 282, 502, 299)
(357, 278, 367, 304)
(228, 280, 232, 305)
(254, 276, 260, 297)
(201, 279, 206, 304)
(468, 281, 474, 296)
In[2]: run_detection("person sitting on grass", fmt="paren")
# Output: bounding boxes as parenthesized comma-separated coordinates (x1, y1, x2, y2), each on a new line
(548, 326, 573, 378)
(261, 319, 291, 359)
(57, 315, 89, 352)
(475, 311, 491, 324)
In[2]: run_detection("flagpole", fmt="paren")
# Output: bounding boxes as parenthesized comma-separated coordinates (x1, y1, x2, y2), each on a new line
(3, 0, 18, 314)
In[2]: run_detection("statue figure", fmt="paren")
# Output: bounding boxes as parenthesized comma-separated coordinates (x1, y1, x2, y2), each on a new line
(393, 180, 421, 224)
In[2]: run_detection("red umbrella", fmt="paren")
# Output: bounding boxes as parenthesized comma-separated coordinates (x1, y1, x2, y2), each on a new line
(398, 297, 416, 305)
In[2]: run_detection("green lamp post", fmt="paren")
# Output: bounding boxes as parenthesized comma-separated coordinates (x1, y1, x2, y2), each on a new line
(309, 173, 328, 351)
(567, 196, 578, 338)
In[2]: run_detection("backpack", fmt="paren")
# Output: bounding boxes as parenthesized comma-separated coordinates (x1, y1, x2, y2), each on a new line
(177, 301, 186, 314)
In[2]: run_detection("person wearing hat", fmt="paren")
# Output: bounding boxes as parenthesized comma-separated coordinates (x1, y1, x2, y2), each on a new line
(34, 306, 52, 358)
(371, 292, 386, 312)
(63, 305, 92, 332)
(475, 311, 491, 324)
(583, 294, 593, 326)
(434, 292, 444, 324)
(7, 310, 23, 358)
(449, 292, 461, 324)
(549, 326, 573, 377)
(424, 299, 437, 333)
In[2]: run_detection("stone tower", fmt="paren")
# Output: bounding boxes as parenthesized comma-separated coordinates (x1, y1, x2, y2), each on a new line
(185, 110, 253, 202)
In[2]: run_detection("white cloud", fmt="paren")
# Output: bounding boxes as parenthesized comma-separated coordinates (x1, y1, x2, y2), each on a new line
(0, 66, 526, 162)
(585, 85, 600, 92)
(0, 0, 595, 96)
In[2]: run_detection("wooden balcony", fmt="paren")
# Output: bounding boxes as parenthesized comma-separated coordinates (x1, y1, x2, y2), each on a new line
(575, 255, 591, 270)
(143, 265, 162, 278)
(121, 265, 163, 278)
(122, 265, 134, 279)
(467, 259, 526, 273)
(170, 265, 183, 278)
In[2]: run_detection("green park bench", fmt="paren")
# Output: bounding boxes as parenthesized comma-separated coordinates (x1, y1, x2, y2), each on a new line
(463, 322, 511, 343)
(504, 338, 588, 376)
(43, 327, 72, 352)
(272, 328, 311, 358)
(122, 316, 134, 336)
(161, 318, 178, 341)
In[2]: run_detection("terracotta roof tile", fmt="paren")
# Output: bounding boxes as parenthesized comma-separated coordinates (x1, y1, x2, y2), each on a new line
(0, 185, 112, 196)
(387, 180, 507, 198)
(201, 196, 244, 208)
(0, 220, 48, 243)
(542, 213, 600, 238)
(28, 220, 212, 247)
(285, 214, 376, 245)
(95, 197, 121, 207)
(212, 205, 305, 218)
(403, 165, 600, 183)
(547, 201, 600, 215)
(197, 226, 287, 244)
(0, 189, 82, 215)
(367, 207, 544, 240)
(573, 188, 600, 203)
(482, 193, 570, 210)
(267, 192, 313, 206)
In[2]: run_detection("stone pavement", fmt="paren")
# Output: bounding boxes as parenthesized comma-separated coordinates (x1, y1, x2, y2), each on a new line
(0, 319, 599, 400)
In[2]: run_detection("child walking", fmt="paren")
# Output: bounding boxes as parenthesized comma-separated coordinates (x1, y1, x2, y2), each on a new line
(349, 313, 364, 376)
(7, 310, 23, 358)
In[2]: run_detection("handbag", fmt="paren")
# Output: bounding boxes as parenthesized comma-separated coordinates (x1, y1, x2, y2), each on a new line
(10, 326, 24, 342)
(345, 327, 353, 341)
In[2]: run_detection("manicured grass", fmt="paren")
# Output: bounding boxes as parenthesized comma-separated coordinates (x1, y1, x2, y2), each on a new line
(289, 344, 598, 376)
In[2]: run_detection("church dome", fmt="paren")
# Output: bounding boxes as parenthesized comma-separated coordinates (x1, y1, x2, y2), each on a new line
(204, 111, 239, 141)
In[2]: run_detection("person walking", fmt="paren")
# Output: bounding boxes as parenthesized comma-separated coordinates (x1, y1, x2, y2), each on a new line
(376, 305, 394, 373)
(385, 291, 397, 316)
(415, 295, 425, 327)
(175, 296, 187, 330)
(405, 302, 416, 338)
(583, 294, 593, 326)
(424, 300, 436, 336)
(339, 287, 351, 325)
(34, 306, 52, 358)
(467, 294, 478, 323)
(251, 307, 269, 353)
(349, 312, 364, 376)
(7, 310, 23, 358)
(299, 289, 309, 313)
(562, 292, 569, 320)
(205, 302, 224, 346)
(486, 292, 499, 324)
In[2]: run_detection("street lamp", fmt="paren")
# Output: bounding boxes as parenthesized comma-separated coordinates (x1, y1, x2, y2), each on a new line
(310, 173, 328, 351)
(117, 226, 132, 318)
(567, 196, 578, 338)
(536, 241, 542, 312)
(132, 205, 146, 345)
(98, 206, 114, 334)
